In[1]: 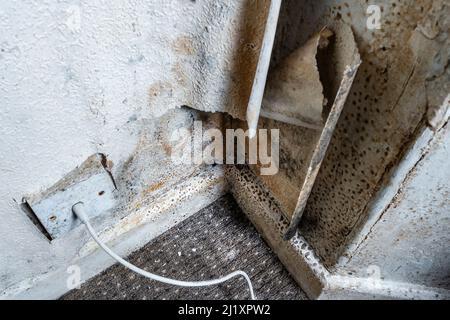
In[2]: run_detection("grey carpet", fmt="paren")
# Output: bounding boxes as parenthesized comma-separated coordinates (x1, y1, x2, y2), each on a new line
(62, 194, 308, 300)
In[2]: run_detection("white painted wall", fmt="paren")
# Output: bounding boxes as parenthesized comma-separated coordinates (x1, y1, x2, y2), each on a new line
(0, 0, 215, 296)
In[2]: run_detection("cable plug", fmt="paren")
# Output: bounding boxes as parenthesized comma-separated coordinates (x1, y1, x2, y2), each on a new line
(72, 202, 89, 224)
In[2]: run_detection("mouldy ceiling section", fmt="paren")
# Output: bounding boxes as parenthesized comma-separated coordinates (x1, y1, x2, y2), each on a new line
(260, 0, 450, 267)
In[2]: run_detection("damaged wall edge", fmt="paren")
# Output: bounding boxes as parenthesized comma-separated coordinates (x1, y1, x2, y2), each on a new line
(227, 165, 329, 299)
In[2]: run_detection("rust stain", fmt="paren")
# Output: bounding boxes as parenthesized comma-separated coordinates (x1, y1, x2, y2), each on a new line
(131, 180, 168, 211)
(172, 35, 195, 55)
(171, 62, 188, 87)
(148, 81, 172, 106)
(144, 180, 166, 195)
(161, 143, 172, 156)
(106, 159, 114, 171)
(148, 81, 167, 97)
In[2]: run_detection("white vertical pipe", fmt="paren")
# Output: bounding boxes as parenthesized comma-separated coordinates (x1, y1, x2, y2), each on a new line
(246, 0, 282, 139)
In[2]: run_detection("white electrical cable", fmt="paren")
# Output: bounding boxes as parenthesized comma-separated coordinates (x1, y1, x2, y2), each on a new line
(72, 202, 256, 300)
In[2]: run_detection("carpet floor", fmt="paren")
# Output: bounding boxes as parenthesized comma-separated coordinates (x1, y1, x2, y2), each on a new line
(62, 194, 307, 300)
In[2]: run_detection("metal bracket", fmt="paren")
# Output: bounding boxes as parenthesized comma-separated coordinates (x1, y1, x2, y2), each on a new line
(24, 154, 117, 239)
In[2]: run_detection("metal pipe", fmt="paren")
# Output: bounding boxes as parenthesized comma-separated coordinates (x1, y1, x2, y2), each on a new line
(246, 0, 282, 139)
